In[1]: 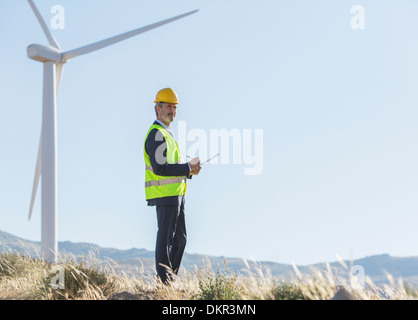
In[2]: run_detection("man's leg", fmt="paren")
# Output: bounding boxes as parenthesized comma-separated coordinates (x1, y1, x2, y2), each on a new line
(171, 198, 187, 275)
(155, 205, 179, 284)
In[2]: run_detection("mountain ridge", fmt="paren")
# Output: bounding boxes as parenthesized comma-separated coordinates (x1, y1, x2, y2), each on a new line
(1, 230, 417, 286)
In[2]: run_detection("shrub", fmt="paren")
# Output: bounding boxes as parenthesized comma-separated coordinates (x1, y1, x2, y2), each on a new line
(273, 281, 308, 300)
(197, 269, 242, 300)
(40, 260, 118, 300)
(194, 260, 242, 300)
(0, 253, 43, 279)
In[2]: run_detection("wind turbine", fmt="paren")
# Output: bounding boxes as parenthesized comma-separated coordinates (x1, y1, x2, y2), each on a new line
(26, 0, 198, 262)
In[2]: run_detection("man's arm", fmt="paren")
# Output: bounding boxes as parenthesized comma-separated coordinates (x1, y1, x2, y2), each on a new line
(145, 129, 190, 177)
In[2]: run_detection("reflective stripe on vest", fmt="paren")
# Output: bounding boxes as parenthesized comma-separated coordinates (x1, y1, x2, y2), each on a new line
(143, 124, 187, 200)
(145, 177, 186, 188)
(145, 161, 182, 173)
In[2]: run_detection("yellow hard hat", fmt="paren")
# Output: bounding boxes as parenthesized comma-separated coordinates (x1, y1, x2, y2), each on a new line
(154, 88, 179, 104)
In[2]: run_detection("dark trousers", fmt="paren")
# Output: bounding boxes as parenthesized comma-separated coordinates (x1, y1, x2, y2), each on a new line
(155, 199, 187, 284)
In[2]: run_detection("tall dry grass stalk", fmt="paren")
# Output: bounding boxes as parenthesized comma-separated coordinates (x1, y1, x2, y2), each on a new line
(0, 249, 417, 300)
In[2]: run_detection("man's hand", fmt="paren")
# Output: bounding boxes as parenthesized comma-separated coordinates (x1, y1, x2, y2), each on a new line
(189, 157, 202, 176)
(190, 166, 202, 176)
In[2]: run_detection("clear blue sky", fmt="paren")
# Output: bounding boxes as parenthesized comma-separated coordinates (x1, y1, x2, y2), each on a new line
(1, 0, 418, 266)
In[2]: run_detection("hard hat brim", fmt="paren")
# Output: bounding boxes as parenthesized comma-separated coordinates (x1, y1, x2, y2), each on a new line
(154, 100, 179, 104)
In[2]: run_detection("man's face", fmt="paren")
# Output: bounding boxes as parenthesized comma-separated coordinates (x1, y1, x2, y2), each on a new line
(157, 103, 177, 125)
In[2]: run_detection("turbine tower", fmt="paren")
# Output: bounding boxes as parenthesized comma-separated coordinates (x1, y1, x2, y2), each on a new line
(26, 0, 198, 262)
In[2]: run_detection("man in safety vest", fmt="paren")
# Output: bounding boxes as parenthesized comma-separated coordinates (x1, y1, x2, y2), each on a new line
(144, 88, 201, 284)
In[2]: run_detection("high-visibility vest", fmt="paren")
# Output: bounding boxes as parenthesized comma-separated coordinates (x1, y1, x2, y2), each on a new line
(143, 124, 187, 200)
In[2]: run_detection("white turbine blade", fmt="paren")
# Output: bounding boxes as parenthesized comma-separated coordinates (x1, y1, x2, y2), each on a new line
(55, 63, 64, 97)
(61, 9, 199, 61)
(28, 0, 61, 49)
(28, 136, 42, 221)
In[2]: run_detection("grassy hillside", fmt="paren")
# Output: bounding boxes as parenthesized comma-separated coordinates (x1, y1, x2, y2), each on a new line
(0, 251, 417, 300)
(1, 230, 418, 290)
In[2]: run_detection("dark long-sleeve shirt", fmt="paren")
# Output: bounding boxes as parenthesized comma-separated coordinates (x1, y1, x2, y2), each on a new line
(144, 121, 191, 206)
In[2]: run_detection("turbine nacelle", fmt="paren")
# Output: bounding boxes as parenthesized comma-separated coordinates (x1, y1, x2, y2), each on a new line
(27, 44, 62, 63)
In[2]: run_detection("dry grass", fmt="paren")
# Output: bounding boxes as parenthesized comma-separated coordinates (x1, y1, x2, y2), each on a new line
(0, 250, 417, 300)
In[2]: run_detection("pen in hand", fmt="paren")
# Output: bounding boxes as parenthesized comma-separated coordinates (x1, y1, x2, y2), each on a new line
(187, 153, 219, 165)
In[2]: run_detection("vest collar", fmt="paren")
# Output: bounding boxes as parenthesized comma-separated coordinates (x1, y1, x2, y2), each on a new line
(154, 120, 175, 139)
